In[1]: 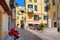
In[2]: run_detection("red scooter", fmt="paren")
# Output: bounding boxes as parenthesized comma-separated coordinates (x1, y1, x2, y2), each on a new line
(9, 28, 20, 39)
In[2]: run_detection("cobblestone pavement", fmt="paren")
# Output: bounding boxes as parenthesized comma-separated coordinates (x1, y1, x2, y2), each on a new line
(17, 29, 42, 40)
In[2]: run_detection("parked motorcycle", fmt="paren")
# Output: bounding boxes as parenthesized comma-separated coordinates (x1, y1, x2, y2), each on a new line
(9, 28, 20, 39)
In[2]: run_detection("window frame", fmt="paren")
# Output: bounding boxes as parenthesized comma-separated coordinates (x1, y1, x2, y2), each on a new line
(44, 0, 49, 3)
(34, 0, 37, 2)
(52, 0, 55, 6)
(34, 5, 38, 11)
(44, 16, 48, 20)
(28, 4, 33, 8)
(34, 15, 39, 20)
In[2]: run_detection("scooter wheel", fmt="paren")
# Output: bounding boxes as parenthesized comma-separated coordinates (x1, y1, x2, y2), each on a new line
(9, 32, 12, 36)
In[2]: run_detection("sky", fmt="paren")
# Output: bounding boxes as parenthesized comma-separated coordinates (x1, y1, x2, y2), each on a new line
(15, 0, 25, 6)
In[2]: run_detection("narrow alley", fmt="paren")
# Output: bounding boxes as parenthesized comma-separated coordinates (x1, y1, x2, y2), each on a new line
(17, 29, 42, 40)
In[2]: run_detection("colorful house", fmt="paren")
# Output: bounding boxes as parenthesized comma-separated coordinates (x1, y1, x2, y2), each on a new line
(47, 0, 58, 28)
(25, 0, 48, 28)
(16, 6, 26, 28)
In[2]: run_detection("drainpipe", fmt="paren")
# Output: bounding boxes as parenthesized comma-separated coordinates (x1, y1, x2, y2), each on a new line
(41, 0, 42, 23)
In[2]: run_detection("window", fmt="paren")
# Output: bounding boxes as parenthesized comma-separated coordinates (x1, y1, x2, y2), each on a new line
(34, 5, 38, 11)
(44, 0, 49, 3)
(22, 16, 25, 20)
(48, 3, 50, 10)
(39, 17, 42, 20)
(44, 4, 50, 12)
(34, 0, 37, 2)
(28, 5, 33, 12)
(17, 16, 19, 19)
(34, 15, 39, 20)
(28, 5, 33, 8)
(44, 6, 48, 12)
(10, 0, 14, 5)
(52, 0, 55, 6)
(53, 11, 56, 16)
(20, 10, 24, 13)
(17, 11, 19, 13)
(29, 0, 32, 2)
(10, 0, 14, 9)
(44, 16, 48, 20)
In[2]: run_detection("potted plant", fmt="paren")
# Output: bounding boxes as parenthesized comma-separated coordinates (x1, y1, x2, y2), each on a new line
(39, 23, 45, 30)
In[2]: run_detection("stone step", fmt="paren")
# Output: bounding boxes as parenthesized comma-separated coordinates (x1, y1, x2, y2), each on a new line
(43, 28, 58, 33)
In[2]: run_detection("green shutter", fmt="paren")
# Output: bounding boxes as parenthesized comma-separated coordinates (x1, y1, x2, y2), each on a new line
(44, 6, 48, 12)
(52, 0, 55, 6)
(34, 16, 35, 20)
(34, 0, 37, 2)
(48, 3, 50, 10)
(44, 16, 48, 20)
(8, 17, 11, 31)
(10, 0, 14, 4)
(29, 0, 32, 2)
(38, 16, 41, 20)
(10, 0, 14, 9)
(34, 5, 38, 11)
(44, 0, 49, 3)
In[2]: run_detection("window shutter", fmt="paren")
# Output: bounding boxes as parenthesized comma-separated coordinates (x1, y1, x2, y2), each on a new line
(44, 6, 48, 12)
(44, 0, 49, 3)
(10, 0, 14, 9)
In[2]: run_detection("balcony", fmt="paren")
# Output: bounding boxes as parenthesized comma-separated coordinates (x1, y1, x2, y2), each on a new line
(27, 8, 33, 18)
(17, 10, 25, 15)
(28, 8, 33, 12)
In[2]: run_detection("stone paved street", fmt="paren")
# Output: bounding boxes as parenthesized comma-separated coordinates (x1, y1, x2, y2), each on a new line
(17, 29, 42, 40)
(26, 28, 60, 40)
(5, 28, 60, 40)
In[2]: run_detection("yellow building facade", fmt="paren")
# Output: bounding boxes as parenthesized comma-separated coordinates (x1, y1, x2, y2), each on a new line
(47, 0, 58, 28)
(16, 6, 26, 28)
(16, 0, 59, 29)
(25, 0, 48, 28)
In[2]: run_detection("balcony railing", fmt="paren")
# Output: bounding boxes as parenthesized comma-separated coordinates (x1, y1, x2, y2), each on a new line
(28, 8, 33, 12)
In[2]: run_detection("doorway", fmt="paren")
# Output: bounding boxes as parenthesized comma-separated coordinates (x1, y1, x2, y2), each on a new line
(21, 20, 24, 29)
(54, 22, 57, 27)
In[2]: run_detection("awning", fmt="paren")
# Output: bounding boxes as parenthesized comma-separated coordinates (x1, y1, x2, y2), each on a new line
(0, 0, 12, 16)
(27, 21, 40, 24)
